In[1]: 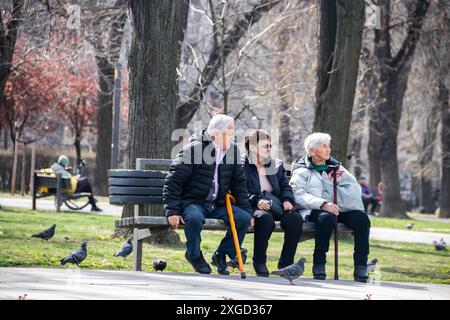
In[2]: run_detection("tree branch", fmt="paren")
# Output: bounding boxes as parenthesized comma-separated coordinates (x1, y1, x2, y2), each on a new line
(391, 0, 430, 71)
(175, 0, 281, 129)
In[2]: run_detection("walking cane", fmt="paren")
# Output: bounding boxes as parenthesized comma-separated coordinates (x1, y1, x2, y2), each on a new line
(225, 193, 246, 279)
(332, 167, 339, 280)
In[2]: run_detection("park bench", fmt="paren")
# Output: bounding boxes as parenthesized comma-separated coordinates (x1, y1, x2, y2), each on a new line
(109, 158, 352, 272)
(32, 170, 93, 212)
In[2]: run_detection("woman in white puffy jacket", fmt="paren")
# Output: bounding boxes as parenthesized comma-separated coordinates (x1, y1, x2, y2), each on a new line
(289, 133, 371, 283)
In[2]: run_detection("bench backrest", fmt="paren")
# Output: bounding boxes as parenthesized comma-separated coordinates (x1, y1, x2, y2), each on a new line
(108, 158, 292, 205)
(35, 172, 72, 189)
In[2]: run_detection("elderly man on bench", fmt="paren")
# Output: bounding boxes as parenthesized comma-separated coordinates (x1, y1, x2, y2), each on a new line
(163, 114, 253, 275)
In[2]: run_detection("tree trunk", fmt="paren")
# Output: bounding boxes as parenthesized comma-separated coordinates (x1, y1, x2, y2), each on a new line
(275, 27, 293, 163)
(438, 78, 450, 218)
(313, 0, 365, 167)
(368, 0, 429, 218)
(94, 57, 114, 195)
(0, 0, 24, 108)
(418, 101, 439, 213)
(367, 127, 382, 191)
(74, 137, 82, 166)
(117, 0, 184, 244)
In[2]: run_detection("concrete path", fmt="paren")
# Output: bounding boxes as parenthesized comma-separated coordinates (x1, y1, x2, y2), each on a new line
(0, 267, 448, 300)
(369, 228, 450, 245)
(0, 196, 122, 216)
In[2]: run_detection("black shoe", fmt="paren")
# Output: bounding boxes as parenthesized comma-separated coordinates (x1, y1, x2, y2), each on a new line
(185, 251, 212, 274)
(211, 251, 230, 275)
(313, 264, 326, 280)
(91, 206, 102, 212)
(354, 265, 369, 283)
(253, 262, 269, 277)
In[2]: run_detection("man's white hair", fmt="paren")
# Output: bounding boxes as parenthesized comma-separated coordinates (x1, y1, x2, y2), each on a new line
(304, 132, 331, 154)
(206, 114, 234, 136)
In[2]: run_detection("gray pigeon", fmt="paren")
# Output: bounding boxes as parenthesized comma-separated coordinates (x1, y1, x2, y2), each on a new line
(60, 241, 87, 266)
(114, 238, 133, 258)
(31, 224, 56, 241)
(271, 258, 306, 285)
(406, 223, 414, 230)
(433, 238, 446, 251)
(367, 258, 378, 273)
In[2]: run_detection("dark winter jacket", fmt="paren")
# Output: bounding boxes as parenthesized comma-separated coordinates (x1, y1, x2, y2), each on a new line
(163, 129, 252, 217)
(242, 153, 296, 210)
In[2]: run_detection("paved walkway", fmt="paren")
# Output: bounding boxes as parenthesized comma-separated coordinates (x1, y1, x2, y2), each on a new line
(369, 227, 450, 244)
(0, 267, 448, 300)
(0, 197, 122, 216)
(1, 197, 449, 245)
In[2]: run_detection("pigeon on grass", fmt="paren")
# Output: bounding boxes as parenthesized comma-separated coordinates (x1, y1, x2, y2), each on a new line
(114, 238, 133, 258)
(60, 241, 87, 267)
(31, 224, 56, 241)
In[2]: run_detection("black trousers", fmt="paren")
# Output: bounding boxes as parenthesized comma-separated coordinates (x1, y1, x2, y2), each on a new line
(75, 177, 96, 206)
(253, 210, 303, 268)
(308, 210, 370, 266)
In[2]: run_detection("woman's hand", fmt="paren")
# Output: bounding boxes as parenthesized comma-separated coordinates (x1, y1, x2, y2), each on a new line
(257, 199, 271, 210)
(248, 218, 255, 231)
(321, 202, 339, 216)
(283, 201, 293, 212)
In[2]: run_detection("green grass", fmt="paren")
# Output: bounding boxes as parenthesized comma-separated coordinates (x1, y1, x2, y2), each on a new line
(0, 206, 449, 284)
(369, 214, 450, 234)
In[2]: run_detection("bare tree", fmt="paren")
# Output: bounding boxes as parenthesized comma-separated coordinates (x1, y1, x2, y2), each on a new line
(367, 0, 430, 218)
(175, 0, 281, 130)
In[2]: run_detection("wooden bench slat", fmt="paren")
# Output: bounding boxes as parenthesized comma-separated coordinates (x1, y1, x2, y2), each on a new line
(108, 169, 168, 179)
(109, 195, 163, 205)
(108, 178, 165, 187)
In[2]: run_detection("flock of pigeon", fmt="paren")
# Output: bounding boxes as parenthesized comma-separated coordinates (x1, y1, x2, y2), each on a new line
(30, 222, 447, 284)
(31, 224, 167, 271)
(405, 223, 447, 251)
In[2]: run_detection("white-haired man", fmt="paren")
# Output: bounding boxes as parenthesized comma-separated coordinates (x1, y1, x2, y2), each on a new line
(163, 114, 253, 275)
(289, 132, 371, 282)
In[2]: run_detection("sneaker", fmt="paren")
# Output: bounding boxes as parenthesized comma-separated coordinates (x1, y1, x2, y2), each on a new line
(91, 206, 103, 212)
(253, 262, 269, 277)
(354, 265, 369, 283)
(312, 264, 326, 280)
(185, 251, 211, 274)
(211, 251, 230, 275)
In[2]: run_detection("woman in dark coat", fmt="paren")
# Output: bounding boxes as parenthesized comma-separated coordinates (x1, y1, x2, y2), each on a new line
(243, 129, 303, 276)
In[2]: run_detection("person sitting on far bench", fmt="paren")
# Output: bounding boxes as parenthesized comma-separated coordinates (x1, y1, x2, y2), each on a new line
(51, 155, 102, 212)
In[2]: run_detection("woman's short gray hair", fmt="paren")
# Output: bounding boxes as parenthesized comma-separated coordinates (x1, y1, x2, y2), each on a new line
(206, 114, 234, 136)
(304, 132, 331, 154)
